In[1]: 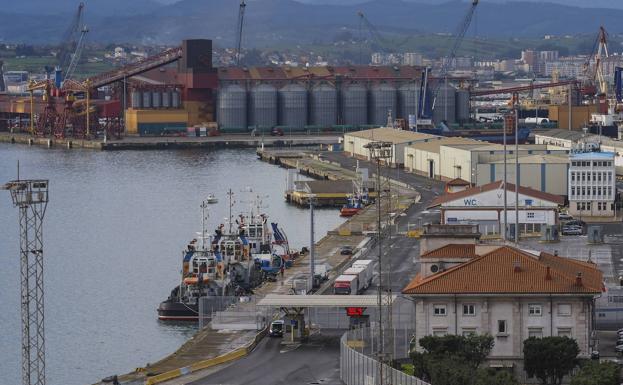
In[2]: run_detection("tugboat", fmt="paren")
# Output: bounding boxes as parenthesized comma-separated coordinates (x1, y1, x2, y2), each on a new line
(340, 194, 364, 217)
(157, 191, 293, 321)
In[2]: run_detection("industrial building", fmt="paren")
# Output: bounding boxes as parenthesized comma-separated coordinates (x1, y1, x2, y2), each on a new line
(568, 151, 616, 219)
(404, 141, 570, 193)
(429, 181, 564, 236)
(535, 129, 623, 176)
(475, 154, 570, 196)
(343, 127, 441, 167)
(404, 137, 484, 178)
(534, 129, 599, 149)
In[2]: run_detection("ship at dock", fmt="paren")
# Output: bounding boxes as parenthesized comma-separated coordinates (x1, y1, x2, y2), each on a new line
(157, 192, 294, 321)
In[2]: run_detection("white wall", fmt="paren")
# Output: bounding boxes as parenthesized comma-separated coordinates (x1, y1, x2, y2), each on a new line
(414, 296, 592, 358)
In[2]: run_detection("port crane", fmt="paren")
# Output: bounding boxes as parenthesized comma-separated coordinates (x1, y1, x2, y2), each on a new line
(582, 26, 609, 96)
(64, 25, 89, 81)
(425, 0, 478, 123)
(357, 11, 410, 63)
(235, 0, 247, 66)
(56, 2, 86, 86)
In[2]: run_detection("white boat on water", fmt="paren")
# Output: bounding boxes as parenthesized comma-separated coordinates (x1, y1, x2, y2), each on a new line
(206, 194, 218, 204)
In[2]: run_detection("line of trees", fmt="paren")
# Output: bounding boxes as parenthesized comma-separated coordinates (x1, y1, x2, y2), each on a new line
(410, 335, 619, 385)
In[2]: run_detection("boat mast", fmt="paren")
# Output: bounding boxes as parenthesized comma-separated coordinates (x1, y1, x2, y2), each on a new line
(200, 199, 209, 250)
(227, 188, 234, 234)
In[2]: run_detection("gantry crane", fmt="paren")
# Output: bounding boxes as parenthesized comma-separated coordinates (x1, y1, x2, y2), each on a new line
(235, 0, 247, 66)
(27, 80, 56, 137)
(426, 0, 479, 122)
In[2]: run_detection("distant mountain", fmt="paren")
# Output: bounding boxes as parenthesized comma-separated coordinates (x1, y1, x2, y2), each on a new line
(1, 0, 621, 44)
(298, 0, 623, 10)
(2, 0, 161, 17)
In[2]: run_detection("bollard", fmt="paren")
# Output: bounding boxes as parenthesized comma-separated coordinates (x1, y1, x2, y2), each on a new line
(67, 141, 73, 149)
(28, 138, 33, 146)
(47, 139, 52, 148)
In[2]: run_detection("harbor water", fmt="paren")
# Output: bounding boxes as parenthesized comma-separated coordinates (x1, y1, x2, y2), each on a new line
(0, 144, 345, 385)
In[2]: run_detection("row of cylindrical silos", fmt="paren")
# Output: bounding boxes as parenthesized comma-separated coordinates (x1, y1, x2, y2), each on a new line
(130, 90, 181, 109)
(430, 85, 470, 125)
(216, 82, 423, 131)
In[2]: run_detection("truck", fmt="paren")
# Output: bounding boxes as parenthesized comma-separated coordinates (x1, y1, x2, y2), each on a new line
(351, 260, 375, 288)
(334, 274, 360, 295)
(343, 266, 371, 291)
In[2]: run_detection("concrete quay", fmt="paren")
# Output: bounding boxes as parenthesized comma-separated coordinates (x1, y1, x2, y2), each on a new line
(103, 181, 417, 385)
(0, 132, 340, 151)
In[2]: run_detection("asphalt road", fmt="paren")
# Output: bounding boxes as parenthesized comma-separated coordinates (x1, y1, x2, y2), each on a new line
(190, 331, 343, 385)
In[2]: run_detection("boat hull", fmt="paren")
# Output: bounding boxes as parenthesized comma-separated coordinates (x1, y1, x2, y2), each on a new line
(157, 300, 199, 321)
(340, 207, 361, 217)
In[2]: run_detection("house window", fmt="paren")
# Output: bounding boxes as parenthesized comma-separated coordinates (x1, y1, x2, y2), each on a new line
(576, 202, 581, 210)
(571, 173, 575, 181)
(593, 186, 596, 196)
(608, 187, 612, 197)
(433, 328, 447, 336)
(581, 172, 585, 181)
(497, 320, 508, 335)
(571, 187, 576, 196)
(608, 172, 612, 181)
(433, 304, 447, 316)
(463, 304, 476, 316)
(587, 173, 591, 182)
(558, 303, 572, 316)
(587, 202, 591, 210)
(593, 161, 598, 167)
(598, 173, 602, 181)
(528, 304, 542, 316)
(528, 328, 543, 338)
(462, 328, 476, 336)
(557, 328, 572, 338)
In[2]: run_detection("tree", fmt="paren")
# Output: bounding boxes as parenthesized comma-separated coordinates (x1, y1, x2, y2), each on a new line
(411, 334, 500, 385)
(570, 361, 619, 385)
(418, 334, 494, 369)
(475, 368, 519, 385)
(524, 336, 579, 385)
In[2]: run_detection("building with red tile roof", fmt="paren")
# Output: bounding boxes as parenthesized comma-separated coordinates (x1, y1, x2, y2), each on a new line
(402, 244, 602, 375)
(428, 181, 564, 238)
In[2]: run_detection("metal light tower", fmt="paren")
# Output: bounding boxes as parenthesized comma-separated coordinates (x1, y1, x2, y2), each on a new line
(3, 179, 49, 385)
(364, 141, 392, 384)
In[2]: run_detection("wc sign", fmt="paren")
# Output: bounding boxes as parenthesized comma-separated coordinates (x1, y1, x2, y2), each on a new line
(463, 198, 478, 206)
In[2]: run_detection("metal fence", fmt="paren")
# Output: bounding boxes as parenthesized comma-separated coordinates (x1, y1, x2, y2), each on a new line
(340, 331, 430, 385)
(201, 296, 271, 330)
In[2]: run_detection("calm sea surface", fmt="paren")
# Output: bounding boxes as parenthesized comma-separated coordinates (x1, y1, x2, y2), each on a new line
(0, 144, 344, 385)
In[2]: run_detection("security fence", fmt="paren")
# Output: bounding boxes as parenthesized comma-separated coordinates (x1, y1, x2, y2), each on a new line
(198, 296, 270, 330)
(340, 331, 429, 385)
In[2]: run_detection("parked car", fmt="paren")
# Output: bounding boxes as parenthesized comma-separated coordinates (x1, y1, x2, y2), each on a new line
(269, 320, 284, 337)
(270, 127, 284, 136)
(340, 245, 353, 255)
(558, 213, 574, 221)
(561, 226, 583, 236)
(591, 350, 600, 360)
(565, 219, 586, 228)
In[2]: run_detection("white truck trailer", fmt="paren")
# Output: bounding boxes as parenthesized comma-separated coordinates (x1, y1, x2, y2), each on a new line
(333, 274, 360, 295)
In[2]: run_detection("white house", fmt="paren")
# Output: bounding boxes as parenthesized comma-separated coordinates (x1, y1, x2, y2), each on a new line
(403, 245, 603, 379)
(568, 151, 616, 218)
(429, 181, 564, 236)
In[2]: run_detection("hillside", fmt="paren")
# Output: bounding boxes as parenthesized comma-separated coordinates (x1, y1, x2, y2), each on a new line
(0, 0, 621, 45)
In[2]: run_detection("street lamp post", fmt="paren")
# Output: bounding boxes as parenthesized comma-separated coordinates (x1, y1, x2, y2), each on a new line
(364, 141, 393, 385)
